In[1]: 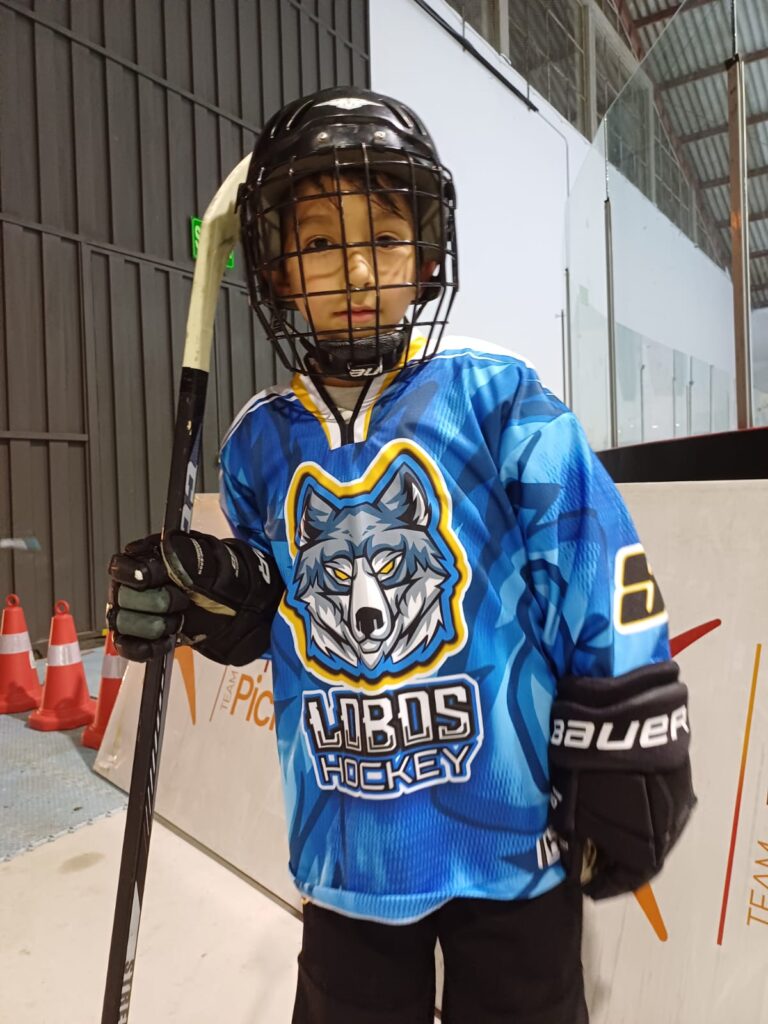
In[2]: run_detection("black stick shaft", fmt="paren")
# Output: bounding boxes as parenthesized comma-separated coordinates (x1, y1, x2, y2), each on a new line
(101, 368, 208, 1023)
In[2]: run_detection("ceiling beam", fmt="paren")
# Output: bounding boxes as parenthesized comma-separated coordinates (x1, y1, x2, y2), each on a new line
(634, 0, 717, 30)
(715, 209, 768, 230)
(701, 163, 768, 190)
(680, 110, 768, 144)
(609, 0, 646, 61)
(659, 47, 768, 92)
(607, 0, 729, 264)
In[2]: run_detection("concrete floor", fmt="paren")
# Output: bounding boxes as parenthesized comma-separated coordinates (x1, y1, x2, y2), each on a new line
(2, 646, 439, 1023)
(0, 812, 303, 1023)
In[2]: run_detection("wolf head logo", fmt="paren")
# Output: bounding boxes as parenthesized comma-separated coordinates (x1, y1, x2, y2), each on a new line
(285, 446, 469, 685)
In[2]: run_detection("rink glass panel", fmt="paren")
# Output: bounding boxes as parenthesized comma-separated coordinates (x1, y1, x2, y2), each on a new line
(565, 0, 748, 450)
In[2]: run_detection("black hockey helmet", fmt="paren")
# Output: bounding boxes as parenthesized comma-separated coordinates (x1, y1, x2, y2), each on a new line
(238, 86, 458, 381)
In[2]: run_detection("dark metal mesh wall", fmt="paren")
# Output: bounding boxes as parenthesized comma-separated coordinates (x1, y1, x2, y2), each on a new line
(0, 0, 369, 647)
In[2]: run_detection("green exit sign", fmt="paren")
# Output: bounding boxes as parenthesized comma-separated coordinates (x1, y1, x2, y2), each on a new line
(190, 216, 235, 269)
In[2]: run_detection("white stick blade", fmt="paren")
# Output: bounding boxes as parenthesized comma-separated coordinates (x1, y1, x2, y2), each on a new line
(183, 154, 252, 371)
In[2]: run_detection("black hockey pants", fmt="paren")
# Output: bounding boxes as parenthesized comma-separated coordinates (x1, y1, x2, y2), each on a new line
(291, 880, 589, 1023)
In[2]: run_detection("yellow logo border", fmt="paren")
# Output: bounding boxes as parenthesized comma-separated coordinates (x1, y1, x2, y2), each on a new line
(282, 439, 471, 691)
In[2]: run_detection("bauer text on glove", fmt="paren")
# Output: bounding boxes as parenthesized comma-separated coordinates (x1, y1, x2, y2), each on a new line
(548, 660, 696, 900)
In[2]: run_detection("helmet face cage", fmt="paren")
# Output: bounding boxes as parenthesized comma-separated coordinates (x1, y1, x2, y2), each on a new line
(240, 109, 458, 382)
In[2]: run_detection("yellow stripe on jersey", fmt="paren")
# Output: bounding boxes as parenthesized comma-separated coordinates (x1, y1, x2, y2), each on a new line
(291, 373, 335, 448)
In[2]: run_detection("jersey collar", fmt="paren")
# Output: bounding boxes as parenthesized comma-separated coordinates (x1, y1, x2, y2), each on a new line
(291, 334, 428, 450)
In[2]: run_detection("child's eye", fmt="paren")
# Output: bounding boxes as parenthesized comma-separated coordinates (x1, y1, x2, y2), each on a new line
(375, 234, 406, 248)
(304, 236, 333, 252)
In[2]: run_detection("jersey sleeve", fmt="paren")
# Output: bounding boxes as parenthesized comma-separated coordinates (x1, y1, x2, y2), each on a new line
(218, 433, 271, 557)
(500, 409, 671, 681)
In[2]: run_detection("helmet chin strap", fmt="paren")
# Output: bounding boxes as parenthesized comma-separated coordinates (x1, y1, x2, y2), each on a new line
(305, 327, 408, 381)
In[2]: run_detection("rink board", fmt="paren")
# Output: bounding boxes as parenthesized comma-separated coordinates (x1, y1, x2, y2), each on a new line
(583, 480, 768, 1023)
(95, 484, 768, 1022)
(94, 495, 298, 911)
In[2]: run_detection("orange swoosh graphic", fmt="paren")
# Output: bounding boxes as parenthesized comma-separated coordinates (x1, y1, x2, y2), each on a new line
(634, 884, 668, 941)
(670, 619, 721, 657)
(174, 646, 197, 725)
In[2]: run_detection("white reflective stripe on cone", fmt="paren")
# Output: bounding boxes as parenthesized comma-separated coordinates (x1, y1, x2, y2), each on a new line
(0, 632, 32, 655)
(102, 654, 127, 678)
(47, 641, 82, 666)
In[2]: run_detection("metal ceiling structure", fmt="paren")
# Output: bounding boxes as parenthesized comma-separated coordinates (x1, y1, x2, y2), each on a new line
(442, 0, 764, 429)
(611, 0, 768, 310)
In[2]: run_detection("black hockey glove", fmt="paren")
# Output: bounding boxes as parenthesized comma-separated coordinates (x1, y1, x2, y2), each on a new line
(107, 530, 284, 666)
(548, 660, 696, 900)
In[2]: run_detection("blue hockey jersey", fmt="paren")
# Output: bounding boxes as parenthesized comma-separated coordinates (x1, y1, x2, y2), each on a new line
(219, 337, 671, 924)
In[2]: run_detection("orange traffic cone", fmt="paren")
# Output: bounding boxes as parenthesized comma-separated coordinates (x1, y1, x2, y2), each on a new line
(0, 594, 42, 714)
(82, 631, 127, 749)
(28, 600, 96, 731)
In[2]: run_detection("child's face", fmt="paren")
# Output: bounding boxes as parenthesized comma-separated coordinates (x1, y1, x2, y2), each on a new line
(275, 174, 433, 347)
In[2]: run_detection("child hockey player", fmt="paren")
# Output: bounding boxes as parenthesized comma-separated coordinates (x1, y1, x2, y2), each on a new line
(108, 87, 695, 1023)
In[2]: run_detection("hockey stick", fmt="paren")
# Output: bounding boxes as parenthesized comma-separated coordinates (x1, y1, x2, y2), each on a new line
(101, 154, 251, 1024)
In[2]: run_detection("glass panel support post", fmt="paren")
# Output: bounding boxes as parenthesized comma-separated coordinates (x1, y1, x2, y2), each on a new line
(498, 0, 510, 59)
(727, 51, 753, 428)
(584, 2, 598, 140)
(640, 360, 646, 441)
(563, 268, 573, 408)
(604, 197, 619, 447)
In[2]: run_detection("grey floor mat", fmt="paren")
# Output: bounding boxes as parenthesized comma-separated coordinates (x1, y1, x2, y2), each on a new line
(1, 650, 127, 861)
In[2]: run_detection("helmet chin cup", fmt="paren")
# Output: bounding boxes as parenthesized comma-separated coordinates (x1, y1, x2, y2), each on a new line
(306, 329, 407, 380)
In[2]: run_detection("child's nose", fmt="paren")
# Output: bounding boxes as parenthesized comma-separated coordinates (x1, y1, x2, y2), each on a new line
(345, 246, 376, 288)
